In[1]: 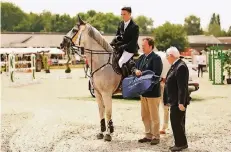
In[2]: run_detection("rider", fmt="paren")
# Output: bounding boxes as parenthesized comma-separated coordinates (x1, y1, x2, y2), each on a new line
(111, 6, 139, 77)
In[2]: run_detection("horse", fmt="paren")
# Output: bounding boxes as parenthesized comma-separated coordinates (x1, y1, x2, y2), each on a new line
(60, 16, 126, 141)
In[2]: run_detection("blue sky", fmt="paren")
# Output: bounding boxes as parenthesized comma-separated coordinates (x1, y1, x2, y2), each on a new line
(3, 0, 231, 30)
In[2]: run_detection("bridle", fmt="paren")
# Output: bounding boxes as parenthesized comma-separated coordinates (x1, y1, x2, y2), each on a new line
(63, 36, 113, 79)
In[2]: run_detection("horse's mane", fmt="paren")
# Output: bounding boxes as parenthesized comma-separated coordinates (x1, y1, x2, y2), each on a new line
(86, 24, 113, 52)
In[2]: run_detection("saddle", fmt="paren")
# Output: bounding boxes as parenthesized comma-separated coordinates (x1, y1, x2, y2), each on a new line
(111, 46, 136, 93)
(112, 47, 135, 77)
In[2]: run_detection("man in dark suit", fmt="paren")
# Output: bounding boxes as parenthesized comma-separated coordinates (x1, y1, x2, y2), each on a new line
(164, 47, 190, 151)
(111, 6, 139, 77)
(132, 37, 163, 145)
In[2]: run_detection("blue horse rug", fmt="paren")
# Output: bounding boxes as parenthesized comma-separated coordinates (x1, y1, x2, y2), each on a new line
(122, 70, 161, 98)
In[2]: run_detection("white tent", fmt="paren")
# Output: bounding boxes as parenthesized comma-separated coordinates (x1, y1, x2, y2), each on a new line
(0, 48, 64, 54)
(0, 48, 39, 54)
(38, 48, 64, 54)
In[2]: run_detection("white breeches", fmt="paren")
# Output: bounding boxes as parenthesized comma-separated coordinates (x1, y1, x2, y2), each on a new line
(118, 51, 134, 68)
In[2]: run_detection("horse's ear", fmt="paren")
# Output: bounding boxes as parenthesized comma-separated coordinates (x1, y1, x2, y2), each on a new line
(78, 15, 86, 25)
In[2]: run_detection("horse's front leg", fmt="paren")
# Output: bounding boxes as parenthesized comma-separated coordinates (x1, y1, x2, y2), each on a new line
(101, 92, 114, 142)
(95, 90, 106, 139)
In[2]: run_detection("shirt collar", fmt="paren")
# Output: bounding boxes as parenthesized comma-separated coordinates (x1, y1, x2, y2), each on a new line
(144, 50, 153, 57)
(172, 58, 180, 66)
(124, 19, 131, 25)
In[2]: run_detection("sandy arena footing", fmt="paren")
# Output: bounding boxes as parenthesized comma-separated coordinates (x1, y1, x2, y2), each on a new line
(1, 69, 231, 152)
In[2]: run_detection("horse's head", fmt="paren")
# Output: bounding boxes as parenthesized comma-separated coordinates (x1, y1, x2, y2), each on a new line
(60, 15, 113, 54)
(59, 17, 83, 50)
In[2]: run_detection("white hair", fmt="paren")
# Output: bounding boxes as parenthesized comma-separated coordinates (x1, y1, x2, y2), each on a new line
(166, 46, 180, 58)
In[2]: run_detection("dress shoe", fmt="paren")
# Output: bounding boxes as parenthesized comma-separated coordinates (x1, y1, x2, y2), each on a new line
(150, 138, 160, 145)
(138, 137, 151, 143)
(169, 145, 188, 151)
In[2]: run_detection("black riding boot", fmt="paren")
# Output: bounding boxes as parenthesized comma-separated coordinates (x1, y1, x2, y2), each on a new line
(121, 64, 129, 79)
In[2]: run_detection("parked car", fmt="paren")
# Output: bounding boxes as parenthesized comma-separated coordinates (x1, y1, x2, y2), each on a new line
(182, 58, 199, 95)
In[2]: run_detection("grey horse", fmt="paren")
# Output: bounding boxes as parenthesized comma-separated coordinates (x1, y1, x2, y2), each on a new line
(60, 16, 122, 141)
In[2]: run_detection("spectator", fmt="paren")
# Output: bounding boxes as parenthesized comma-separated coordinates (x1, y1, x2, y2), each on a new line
(164, 47, 190, 151)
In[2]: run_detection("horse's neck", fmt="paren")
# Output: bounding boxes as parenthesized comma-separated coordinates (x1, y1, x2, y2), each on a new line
(85, 42, 112, 72)
(86, 53, 111, 71)
(86, 47, 121, 92)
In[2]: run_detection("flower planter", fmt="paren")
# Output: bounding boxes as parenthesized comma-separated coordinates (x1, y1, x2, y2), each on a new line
(45, 69, 50, 73)
(227, 78, 231, 84)
(65, 67, 71, 73)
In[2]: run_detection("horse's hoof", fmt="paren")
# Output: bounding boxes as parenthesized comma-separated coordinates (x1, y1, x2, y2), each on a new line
(96, 133, 104, 139)
(104, 134, 112, 142)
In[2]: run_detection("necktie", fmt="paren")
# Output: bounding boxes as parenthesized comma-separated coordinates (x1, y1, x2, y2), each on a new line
(124, 23, 127, 31)
(140, 56, 147, 69)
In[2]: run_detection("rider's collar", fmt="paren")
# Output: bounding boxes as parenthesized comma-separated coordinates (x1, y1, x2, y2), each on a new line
(124, 19, 131, 26)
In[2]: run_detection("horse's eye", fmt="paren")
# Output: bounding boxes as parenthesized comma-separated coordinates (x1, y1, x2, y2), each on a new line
(72, 28, 78, 33)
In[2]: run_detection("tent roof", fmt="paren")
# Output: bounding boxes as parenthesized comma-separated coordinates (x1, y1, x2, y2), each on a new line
(0, 48, 64, 54)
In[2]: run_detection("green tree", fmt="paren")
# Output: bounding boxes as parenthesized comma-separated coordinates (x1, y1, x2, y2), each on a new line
(208, 23, 222, 36)
(210, 13, 217, 25)
(76, 11, 120, 33)
(40, 10, 53, 32)
(101, 13, 120, 33)
(29, 13, 44, 32)
(87, 10, 97, 17)
(207, 13, 222, 36)
(1, 2, 27, 31)
(14, 12, 43, 32)
(86, 12, 105, 31)
(227, 26, 231, 36)
(134, 15, 154, 34)
(220, 30, 227, 36)
(1, 2, 154, 34)
(154, 22, 189, 51)
(74, 12, 89, 22)
(54, 14, 74, 32)
(217, 14, 221, 26)
(184, 15, 203, 35)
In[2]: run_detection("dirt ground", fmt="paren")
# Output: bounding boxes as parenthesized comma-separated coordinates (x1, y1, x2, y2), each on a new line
(1, 69, 231, 152)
